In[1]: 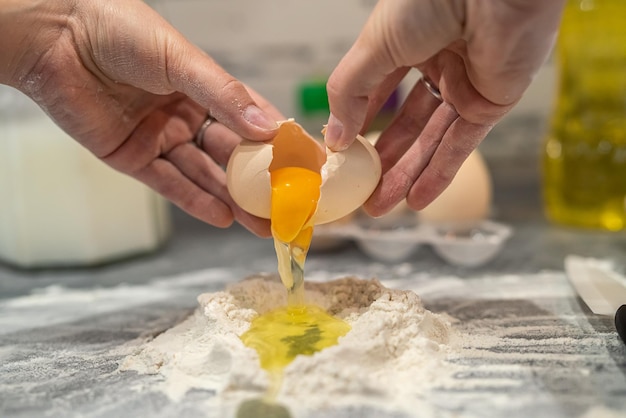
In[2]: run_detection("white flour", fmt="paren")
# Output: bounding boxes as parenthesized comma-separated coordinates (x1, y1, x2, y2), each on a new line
(120, 275, 460, 416)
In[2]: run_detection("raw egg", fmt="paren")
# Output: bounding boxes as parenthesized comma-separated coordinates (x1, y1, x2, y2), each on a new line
(418, 149, 492, 226)
(227, 119, 381, 226)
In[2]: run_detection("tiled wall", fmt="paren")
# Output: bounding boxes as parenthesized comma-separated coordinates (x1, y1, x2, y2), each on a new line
(148, 0, 555, 120)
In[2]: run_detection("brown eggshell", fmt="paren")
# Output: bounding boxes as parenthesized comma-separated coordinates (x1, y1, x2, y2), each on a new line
(226, 120, 381, 225)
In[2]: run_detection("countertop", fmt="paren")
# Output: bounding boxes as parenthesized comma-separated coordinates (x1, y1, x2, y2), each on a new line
(1, 116, 625, 418)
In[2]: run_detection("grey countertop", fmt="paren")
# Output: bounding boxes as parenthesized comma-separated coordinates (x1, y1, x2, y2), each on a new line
(1, 115, 625, 417)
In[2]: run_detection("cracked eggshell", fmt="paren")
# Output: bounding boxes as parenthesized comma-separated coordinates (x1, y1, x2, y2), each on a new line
(226, 119, 381, 225)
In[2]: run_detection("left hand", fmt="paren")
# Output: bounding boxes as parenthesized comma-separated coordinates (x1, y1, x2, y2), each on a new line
(324, 0, 564, 216)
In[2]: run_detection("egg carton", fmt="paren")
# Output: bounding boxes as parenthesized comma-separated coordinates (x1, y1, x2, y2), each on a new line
(313, 217, 512, 267)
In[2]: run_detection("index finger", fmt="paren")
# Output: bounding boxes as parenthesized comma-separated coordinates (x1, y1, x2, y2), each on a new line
(325, 0, 462, 150)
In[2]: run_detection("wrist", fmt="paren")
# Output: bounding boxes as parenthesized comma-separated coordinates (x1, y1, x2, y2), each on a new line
(0, 0, 76, 87)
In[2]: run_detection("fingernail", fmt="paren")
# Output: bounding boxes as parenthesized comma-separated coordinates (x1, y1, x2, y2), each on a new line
(324, 113, 347, 151)
(243, 105, 278, 131)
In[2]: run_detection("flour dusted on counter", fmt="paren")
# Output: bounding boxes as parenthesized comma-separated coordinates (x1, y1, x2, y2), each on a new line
(119, 275, 459, 416)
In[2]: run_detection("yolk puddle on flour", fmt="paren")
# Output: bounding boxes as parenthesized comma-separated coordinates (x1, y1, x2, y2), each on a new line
(240, 166, 351, 399)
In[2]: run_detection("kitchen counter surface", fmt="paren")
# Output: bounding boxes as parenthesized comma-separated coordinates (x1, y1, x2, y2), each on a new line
(1, 116, 625, 417)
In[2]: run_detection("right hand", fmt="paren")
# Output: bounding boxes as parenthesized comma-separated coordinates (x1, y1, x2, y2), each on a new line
(0, 0, 283, 237)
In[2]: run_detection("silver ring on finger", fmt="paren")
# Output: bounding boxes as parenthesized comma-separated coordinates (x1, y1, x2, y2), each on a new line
(421, 76, 442, 101)
(194, 115, 216, 149)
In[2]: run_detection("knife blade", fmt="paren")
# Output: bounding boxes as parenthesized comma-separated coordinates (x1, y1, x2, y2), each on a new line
(564, 255, 626, 344)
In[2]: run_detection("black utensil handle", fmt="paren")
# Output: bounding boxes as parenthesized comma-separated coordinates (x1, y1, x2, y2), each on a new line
(615, 304, 626, 345)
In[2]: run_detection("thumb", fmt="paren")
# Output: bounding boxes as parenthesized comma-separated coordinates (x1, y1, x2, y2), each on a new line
(91, 0, 279, 141)
(166, 49, 279, 140)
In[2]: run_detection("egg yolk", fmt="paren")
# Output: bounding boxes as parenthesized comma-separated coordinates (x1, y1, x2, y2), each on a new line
(270, 166, 321, 243)
(240, 304, 351, 373)
(270, 166, 322, 302)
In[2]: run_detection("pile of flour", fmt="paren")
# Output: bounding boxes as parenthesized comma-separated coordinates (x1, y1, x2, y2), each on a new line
(119, 275, 459, 416)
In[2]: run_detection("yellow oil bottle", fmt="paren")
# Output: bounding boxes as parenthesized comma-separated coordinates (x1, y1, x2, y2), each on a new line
(543, 0, 626, 230)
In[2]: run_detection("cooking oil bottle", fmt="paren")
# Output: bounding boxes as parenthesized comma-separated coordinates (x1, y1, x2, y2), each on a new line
(543, 0, 626, 230)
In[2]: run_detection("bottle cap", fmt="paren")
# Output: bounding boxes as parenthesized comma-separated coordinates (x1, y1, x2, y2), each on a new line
(298, 79, 400, 116)
(298, 79, 329, 115)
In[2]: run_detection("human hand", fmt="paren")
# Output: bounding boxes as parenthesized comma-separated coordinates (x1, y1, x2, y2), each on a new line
(0, 0, 282, 236)
(324, 0, 565, 216)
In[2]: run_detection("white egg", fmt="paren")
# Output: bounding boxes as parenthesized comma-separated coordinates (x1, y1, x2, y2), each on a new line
(226, 119, 382, 225)
(417, 150, 492, 226)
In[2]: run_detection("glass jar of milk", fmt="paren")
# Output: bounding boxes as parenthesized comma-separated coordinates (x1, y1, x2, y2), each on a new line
(0, 85, 171, 268)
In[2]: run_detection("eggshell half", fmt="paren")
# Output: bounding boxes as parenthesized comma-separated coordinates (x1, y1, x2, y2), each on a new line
(226, 120, 381, 225)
